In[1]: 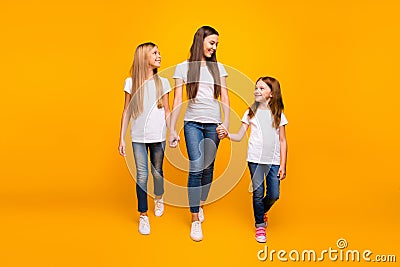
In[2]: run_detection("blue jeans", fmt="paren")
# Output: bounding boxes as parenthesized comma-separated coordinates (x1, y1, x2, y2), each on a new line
(132, 142, 165, 213)
(248, 162, 280, 227)
(184, 121, 220, 213)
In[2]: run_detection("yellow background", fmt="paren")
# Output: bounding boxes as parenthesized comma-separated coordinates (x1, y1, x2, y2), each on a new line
(1, 0, 399, 266)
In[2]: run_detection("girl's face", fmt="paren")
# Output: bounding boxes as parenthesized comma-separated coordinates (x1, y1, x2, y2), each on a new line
(148, 46, 161, 68)
(203, 34, 218, 58)
(254, 80, 272, 103)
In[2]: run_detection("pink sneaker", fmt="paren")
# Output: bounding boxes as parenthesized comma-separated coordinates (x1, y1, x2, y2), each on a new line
(255, 227, 266, 243)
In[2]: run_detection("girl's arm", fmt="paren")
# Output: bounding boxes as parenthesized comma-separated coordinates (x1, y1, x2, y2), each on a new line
(278, 125, 288, 180)
(118, 92, 132, 156)
(169, 78, 183, 147)
(162, 93, 171, 131)
(227, 122, 248, 142)
(220, 76, 230, 137)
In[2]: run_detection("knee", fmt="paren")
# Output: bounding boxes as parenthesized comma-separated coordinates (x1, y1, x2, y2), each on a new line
(136, 172, 148, 185)
(266, 193, 280, 203)
(203, 164, 214, 174)
(151, 168, 163, 179)
(252, 188, 264, 200)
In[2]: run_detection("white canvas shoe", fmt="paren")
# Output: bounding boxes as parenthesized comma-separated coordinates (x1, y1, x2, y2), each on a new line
(138, 215, 150, 235)
(154, 198, 164, 217)
(190, 221, 203, 241)
(198, 207, 205, 223)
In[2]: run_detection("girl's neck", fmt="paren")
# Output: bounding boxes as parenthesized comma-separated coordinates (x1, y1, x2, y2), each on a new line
(201, 56, 206, 66)
(257, 101, 270, 110)
(146, 68, 154, 80)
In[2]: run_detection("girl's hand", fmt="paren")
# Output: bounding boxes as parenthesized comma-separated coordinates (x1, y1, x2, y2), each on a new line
(278, 166, 286, 180)
(169, 131, 180, 148)
(118, 139, 126, 157)
(216, 124, 228, 139)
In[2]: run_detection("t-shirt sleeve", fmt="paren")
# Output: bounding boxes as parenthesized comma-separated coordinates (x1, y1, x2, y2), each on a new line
(123, 77, 132, 94)
(218, 62, 228, 77)
(241, 109, 250, 125)
(280, 112, 288, 126)
(162, 78, 172, 95)
(172, 62, 187, 82)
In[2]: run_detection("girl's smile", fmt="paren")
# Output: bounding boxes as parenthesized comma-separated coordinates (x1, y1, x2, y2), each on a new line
(203, 34, 218, 58)
(254, 80, 272, 103)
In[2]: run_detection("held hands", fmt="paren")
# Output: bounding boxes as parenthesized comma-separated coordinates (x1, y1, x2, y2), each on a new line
(216, 124, 228, 140)
(169, 131, 180, 148)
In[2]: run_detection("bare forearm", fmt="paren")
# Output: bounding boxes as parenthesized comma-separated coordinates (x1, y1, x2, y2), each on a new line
(165, 110, 171, 131)
(228, 133, 244, 142)
(170, 100, 182, 133)
(221, 97, 230, 129)
(227, 123, 248, 142)
(280, 140, 287, 167)
(119, 109, 131, 142)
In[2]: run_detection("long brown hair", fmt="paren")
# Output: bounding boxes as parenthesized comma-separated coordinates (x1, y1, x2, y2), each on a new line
(248, 77, 284, 129)
(187, 26, 221, 100)
(130, 42, 163, 119)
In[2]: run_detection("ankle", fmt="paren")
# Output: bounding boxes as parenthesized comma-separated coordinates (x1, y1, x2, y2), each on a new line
(191, 213, 200, 222)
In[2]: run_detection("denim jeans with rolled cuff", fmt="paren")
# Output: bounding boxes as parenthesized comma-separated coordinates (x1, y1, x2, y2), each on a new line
(132, 141, 165, 213)
(248, 162, 280, 227)
(184, 121, 220, 213)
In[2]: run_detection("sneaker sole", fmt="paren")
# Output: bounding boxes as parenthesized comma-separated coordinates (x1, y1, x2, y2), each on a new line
(255, 238, 266, 243)
(139, 231, 150, 235)
(190, 236, 203, 242)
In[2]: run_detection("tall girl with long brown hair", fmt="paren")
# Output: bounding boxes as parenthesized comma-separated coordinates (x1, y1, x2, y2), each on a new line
(118, 42, 171, 235)
(169, 26, 230, 241)
(217, 76, 288, 243)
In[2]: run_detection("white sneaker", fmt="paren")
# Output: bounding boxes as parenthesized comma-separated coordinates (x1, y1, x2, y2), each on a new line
(154, 198, 164, 217)
(190, 221, 203, 241)
(198, 207, 205, 223)
(138, 215, 150, 235)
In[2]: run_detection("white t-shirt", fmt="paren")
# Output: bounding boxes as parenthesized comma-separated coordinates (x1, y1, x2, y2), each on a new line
(241, 109, 288, 165)
(124, 77, 171, 143)
(173, 61, 228, 123)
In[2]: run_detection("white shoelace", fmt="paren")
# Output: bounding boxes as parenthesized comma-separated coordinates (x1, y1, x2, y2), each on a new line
(192, 222, 201, 234)
(140, 217, 149, 228)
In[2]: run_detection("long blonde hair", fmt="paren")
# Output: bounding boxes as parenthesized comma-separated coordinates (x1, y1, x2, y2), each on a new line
(130, 42, 163, 119)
